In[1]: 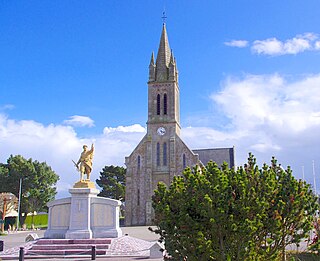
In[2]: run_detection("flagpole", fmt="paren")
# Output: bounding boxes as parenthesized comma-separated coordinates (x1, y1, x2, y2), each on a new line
(313, 160, 317, 195)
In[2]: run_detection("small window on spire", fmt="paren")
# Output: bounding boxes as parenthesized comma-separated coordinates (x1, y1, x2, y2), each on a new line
(157, 94, 161, 115)
(183, 154, 186, 169)
(164, 94, 167, 115)
(137, 155, 141, 170)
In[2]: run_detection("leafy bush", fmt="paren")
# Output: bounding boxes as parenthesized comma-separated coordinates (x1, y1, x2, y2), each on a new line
(151, 154, 318, 260)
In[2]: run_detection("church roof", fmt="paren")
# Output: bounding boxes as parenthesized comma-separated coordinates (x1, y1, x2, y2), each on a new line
(193, 147, 235, 168)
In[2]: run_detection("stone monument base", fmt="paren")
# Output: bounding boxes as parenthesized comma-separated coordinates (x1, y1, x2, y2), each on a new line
(45, 183, 122, 239)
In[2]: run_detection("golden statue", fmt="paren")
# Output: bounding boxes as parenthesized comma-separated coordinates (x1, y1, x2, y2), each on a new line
(77, 144, 94, 181)
(72, 144, 96, 188)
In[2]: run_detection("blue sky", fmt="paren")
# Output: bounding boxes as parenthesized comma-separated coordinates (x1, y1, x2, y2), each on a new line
(1, 1, 320, 198)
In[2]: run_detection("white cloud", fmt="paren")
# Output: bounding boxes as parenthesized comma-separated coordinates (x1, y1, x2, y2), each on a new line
(64, 115, 95, 127)
(212, 74, 320, 133)
(283, 36, 311, 54)
(103, 124, 146, 134)
(252, 38, 283, 55)
(204, 73, 319, 185)
(0, 104, 15, 111)
(227, 33, 320, 56)
(252, 34, 313, 55)
(178, 73, 320, 191)
(0, 115, 81, 197)
(224, 40, 248, 48)
(0, 115, 146, 198)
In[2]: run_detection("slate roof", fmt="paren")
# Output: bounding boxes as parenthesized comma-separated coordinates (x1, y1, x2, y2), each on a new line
(192, 147, 235, 168)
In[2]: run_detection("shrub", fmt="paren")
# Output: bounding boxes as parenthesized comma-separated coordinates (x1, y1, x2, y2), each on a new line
(151, 154, 318, 260)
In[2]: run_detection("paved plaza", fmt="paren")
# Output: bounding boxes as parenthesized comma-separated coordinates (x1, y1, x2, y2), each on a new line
(0, 226, 163, 260)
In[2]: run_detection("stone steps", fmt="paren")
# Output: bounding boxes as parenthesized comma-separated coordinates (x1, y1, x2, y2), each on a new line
(31, 244, 109, 250)
(35, 238, 111, 245)
(25, 238, 112, 257)
(27, 249, 107, 255)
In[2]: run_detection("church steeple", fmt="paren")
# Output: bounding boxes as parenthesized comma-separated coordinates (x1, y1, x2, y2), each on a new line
(147, 23, 180, 130)
(149, 23, 178, 82)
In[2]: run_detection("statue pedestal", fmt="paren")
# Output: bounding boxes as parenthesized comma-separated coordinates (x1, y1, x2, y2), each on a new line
(73, 180, 96, 189)
(65, 188, 99, 239)
(45, 182, 122, 239)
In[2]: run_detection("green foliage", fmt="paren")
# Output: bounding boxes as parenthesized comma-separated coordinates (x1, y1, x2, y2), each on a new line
(24, 213, 48, 229)
(96, 165, 126, 201)
(151, 154, 318, 260)
(0, 155, 59, 225)
(27, 161, 59, 214)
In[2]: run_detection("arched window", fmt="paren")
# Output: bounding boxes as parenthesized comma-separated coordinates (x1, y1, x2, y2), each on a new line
(137, 155, 141, 170)
(183, 154, 186, 169)
(156, 143, 160, 166)
(163, 93, 167, 115)
(163, 142, 167, 166)
(157, 94, 161, 115)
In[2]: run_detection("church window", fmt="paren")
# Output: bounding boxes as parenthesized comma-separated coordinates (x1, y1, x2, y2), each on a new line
(137, 155, 141, 170)
(163, 142, 167, 166)
(156, 143, 160, 166)
(157, 94, 161, 115)
(163, 94, 167, 115)
(137, 189, 140, 206)
(183, 154, 186, 169)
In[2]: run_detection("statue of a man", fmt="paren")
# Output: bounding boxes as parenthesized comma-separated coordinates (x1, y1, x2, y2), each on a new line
(76, 144, 94, 181)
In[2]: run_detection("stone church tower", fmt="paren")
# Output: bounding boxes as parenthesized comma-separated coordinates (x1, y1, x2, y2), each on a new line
(125, 23, 235, 226)
(125, 24, 200, 226)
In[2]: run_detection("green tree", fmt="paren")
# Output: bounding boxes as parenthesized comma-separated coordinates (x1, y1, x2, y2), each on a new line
(96, 165, 126, 201)
(151, 154, 318, 260)
(0, 155, 59, 225)
(256, 158, 318, 260)
(27, 160, 60, 224)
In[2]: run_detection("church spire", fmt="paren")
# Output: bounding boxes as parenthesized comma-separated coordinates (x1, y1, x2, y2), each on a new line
(154, 23, 173, 82)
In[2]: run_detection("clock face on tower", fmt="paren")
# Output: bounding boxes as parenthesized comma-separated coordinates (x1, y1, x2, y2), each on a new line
(157, 127, 166, 136)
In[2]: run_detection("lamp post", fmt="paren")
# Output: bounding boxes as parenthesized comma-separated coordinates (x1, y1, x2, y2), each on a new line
(16, 178, 22, 230)
(1, 193, 14, 233)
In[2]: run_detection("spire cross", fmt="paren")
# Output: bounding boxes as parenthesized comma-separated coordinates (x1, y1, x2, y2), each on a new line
(162, 10, 167, 24)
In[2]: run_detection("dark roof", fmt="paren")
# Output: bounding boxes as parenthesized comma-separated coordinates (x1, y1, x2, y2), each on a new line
(192, 147, 235, 168)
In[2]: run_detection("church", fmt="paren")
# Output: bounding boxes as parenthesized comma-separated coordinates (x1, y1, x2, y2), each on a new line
(125, 23, 235, 226)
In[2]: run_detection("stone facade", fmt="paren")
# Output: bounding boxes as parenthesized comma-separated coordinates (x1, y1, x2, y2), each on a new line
(125, 24, 235, 226)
